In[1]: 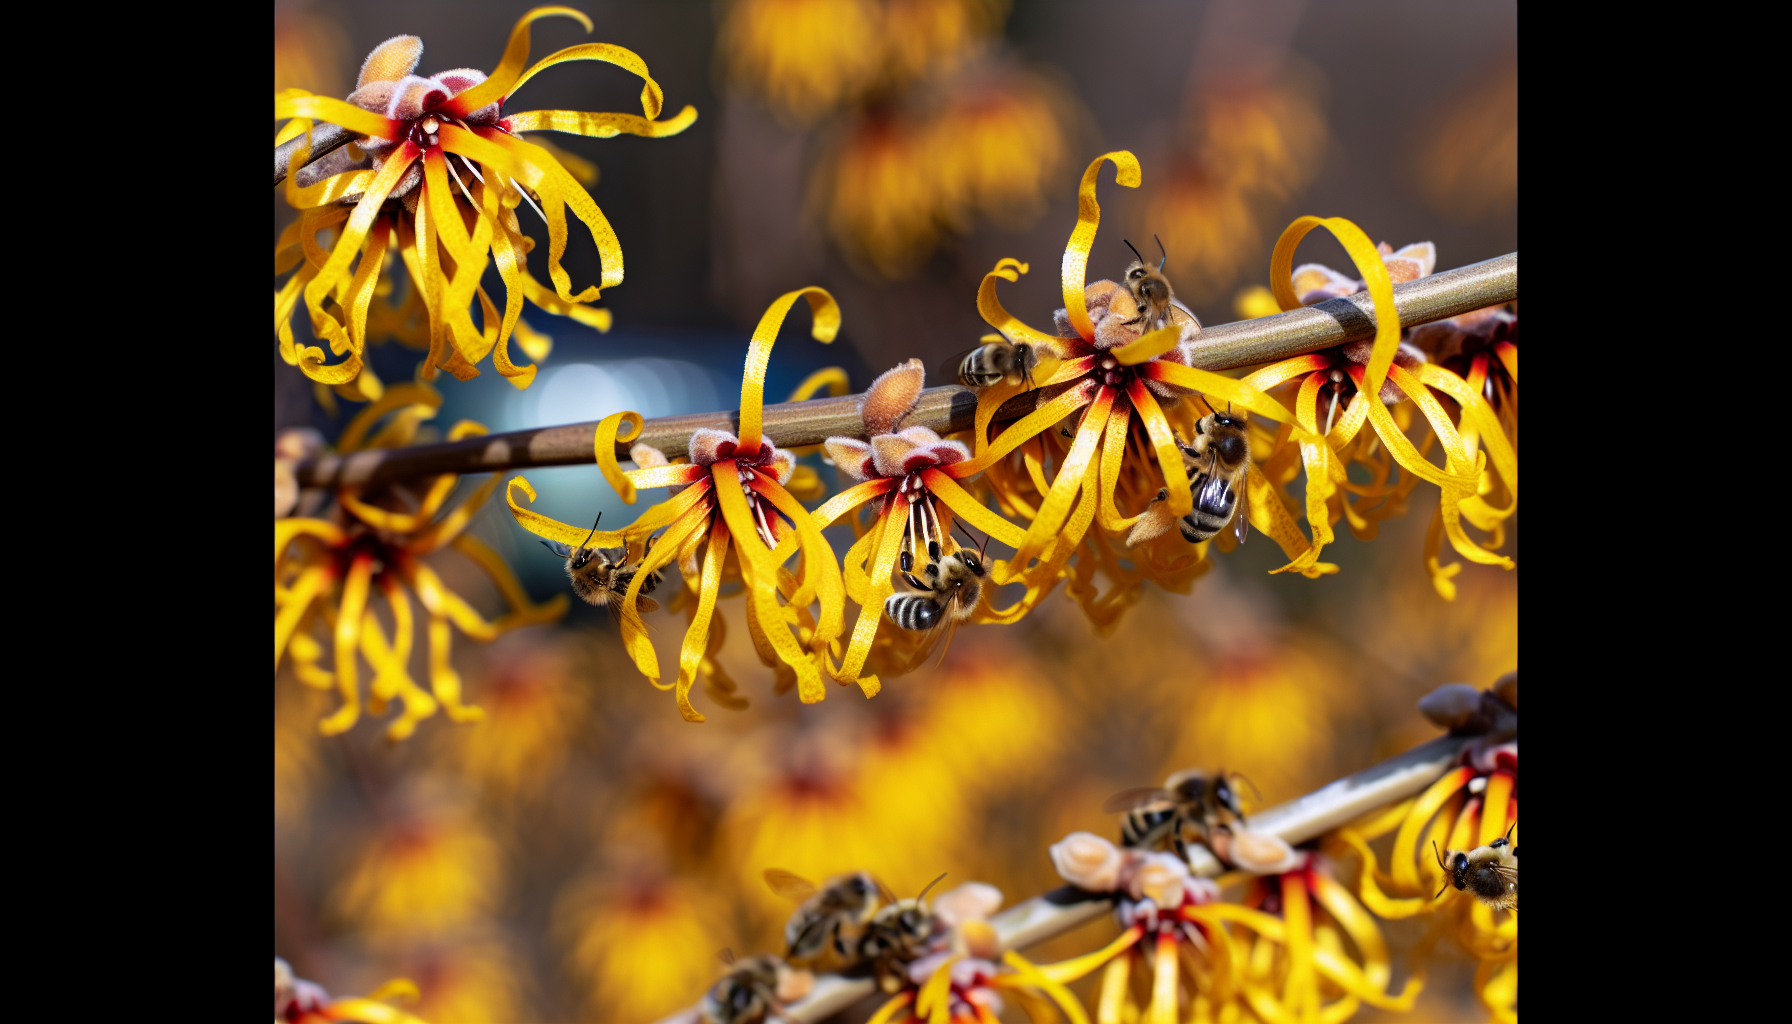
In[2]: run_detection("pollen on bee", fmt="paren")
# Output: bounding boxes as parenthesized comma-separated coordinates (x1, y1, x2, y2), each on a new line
(423, 117, 440, 134)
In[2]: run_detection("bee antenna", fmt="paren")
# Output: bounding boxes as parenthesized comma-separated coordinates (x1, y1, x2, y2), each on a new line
(1432, 839, 1446, 871)
(1124, 238, 1146, 265)
(1154, 234, 1167, 270)
(1504, 821, 1516, 842)
(579, 510, 604, 550)
(1434, 880, 1450, 900)
(916, 872, 947, 904)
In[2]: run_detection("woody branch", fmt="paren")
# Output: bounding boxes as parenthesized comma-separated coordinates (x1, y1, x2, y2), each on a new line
(294, 254, 1515, 490)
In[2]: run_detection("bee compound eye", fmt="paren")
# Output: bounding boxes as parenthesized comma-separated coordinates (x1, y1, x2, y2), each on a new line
(1454, 853, 1468, 873)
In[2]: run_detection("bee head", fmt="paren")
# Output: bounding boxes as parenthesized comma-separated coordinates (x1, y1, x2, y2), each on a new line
(570, 548, 594, 570)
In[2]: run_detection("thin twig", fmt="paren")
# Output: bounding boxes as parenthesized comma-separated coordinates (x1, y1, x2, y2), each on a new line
(293, 253, 1516, 489)
(274, 122, 355, 187)
(657, 692, 1515, 1023)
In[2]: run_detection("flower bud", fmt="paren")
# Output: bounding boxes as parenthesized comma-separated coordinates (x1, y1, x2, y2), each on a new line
(1050, 831, 1125, 892)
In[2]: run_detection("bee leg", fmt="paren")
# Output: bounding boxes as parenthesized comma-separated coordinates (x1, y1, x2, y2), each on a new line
(901, 570, 930, 591)
(900, 549, 914, 573)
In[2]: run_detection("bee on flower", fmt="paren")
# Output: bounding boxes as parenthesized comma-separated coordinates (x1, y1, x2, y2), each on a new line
(851, 880, 1091, 1024)
(1041, 829, 1421, 1023)
(507, 289, 848, 721)
(274, 382, 566, 741)
(275, 7, 698, 395)
(961, 152, 1346, 632)
(1333, 674, 1517, 1023)
(1245, 231, 1516, 599)
(812, 358, 1027, 684)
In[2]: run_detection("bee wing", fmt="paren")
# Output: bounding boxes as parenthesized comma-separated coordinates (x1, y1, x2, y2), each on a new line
(1232, 485, 1250, 545)
(636, 596, 661, 614)
(1169, 300, 1202, 333)
(1102, 787, 1178, 814)
(764, 868, 819, 902)
(540, 539, 576, 558)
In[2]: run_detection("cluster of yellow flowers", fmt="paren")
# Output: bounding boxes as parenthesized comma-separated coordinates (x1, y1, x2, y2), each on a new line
(672, 675, 1516, 1024)
(718, 0, 1076, 278)
(275, 7, 696, 402)
(505, 150, 1518, 722)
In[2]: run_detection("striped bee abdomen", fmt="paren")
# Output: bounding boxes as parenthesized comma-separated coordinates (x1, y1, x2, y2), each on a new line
(1178, 470, 1238, 542)
(1120, 806, 1178, 848)
(884, 593, 944, 631)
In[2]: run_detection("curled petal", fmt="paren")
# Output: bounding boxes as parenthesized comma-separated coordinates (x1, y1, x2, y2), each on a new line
(1030, 925, 1144, 986)
(442, 5, 594, 117)
(1111, 321, 1184, 366)
(835, 496, 908, 686)
(750, 476, 846, 655)
(788, 366, 851, 401)
(595, 411, 646, 503)
(1061, 152, 1143, 342)
(505, 41, 666, 118)
(274, 93, 399, 141)
(320, 552, 375, 736)
(1270, 216, 1400, 399)
(948, 379, 1098, 478)
(737, 287, 841, 457)
(673, 520, 730, 722)
(811, 476, 898, 529)
(977, 258, 1062, 349)
(505, 105, 699, 139)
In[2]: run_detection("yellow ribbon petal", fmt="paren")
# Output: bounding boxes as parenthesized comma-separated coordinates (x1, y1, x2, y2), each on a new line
(503, 41, 667, 118)
(674, 519, 729, 722)
(787, 366, 852, 401)
(921, 470, 1027, 549)
(593, 411, 646, 503)
(1111, 321, 1185, 366)
(505, 105, 700, 139)
(1062, 152, 1143, 342)
(736, 286, 841, 458)
(977, 257, 1063, 348)
(443, 5, 595, 117)
(273, 94, 398, 141)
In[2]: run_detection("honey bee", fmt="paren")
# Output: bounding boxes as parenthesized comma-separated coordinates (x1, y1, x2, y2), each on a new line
(699, 950, 808, 1024)
(955, 333, 1058, 390)
(1103, 769, 1253, 861)
(540, 512, 663, 614)
(1123, 237, 1201, 336)
(883, 521, 989, 667)
(1433, 824, 1518, 910)
(858, 872, 948, 992)
(764, 869, 883, 969)
(1176, 407, 1252, 545)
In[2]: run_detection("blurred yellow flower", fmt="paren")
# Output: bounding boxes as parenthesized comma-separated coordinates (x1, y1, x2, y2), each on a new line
(275, 7, 697, 392)
(718, 0, 1006, 124)
(275, 4, 349, 97)
(331, 786, 503, 937)
(436, 636, 585, 799)
(717, 0, 882, 124)
(1164, 640, 1342, 805)
(1410, 54, 1518, 224)
(380, 940, 531, 1024)
(556, 872, 727, 1023)
(1148, 74, 1328, 304)
(275, 383, 566, 740)
(510, 289, 848, 720)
